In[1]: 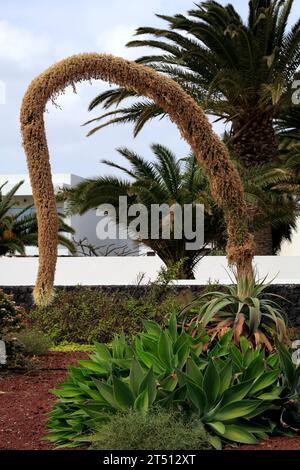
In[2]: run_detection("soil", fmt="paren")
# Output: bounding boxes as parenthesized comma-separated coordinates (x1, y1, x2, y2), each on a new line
(0, 351, 300, 451)
(229, 436, 300, 451)
(0, 352, 88, 450)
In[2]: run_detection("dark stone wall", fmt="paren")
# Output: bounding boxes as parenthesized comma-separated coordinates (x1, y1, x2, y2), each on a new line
(267, 285, 300, 327)
(1, 284, 300, 327)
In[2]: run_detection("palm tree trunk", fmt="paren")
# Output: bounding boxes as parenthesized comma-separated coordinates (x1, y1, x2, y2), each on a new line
(230, 115, 277, 167)
(253, 226, 273, 256)
(229, 114, 278, 255)
(177, 266, 195, 280)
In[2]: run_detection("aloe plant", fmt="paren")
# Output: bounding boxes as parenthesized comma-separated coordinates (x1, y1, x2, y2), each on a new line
(182, 274, 288, 351)
(135, 315, 208, 379)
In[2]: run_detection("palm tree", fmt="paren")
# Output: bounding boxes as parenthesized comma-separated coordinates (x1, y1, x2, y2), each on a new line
(86, 0, 300, 254)
(0, 181, 76, 256)
(241, 145, 300, 253)
(60, 144, 226, 279)
(62, 144, 300, 264)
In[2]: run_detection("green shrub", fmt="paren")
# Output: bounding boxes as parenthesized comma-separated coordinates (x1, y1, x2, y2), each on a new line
(0, 289, 25, 338)
(90, 410, 213, 450)
(29, 287, 183, 344)
(51, 342, 94, 352)
(0, 290, 26, 368)
(15, 328, 52, 356)
(47, 317, 283, 449)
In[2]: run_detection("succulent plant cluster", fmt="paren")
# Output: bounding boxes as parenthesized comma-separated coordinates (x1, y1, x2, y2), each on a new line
(47, 315, 298, 449)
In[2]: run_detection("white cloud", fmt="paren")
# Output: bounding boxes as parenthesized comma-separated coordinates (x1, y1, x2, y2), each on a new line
(0, 20, 51, 66)
(96, 25, 140, 60)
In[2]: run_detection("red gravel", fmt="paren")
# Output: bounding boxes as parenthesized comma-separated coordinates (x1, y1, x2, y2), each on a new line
(0, 352, 88, 450)
(228, 436, 300, 451)
(1, 351, 300, 451)
(34, 351, 89, 369)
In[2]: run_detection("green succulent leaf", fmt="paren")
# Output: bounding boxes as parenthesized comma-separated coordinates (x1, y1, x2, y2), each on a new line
(250, 370, 280, 395)
(94, 342, 112, 362)
(212, 400, 261, 421)
(78, 360, 107, 375)
(158, 331, 173, 369)
(139, 368, 157, 406)
(113, 377, 134, 410)
(207, 421, 226, 435)
(129, 358, 145, 398)
(143, 320, 162, 338)
(218, 361, 233, 397)
(203, 360, 220, 405)
(276, 342, 296, 389)
(221, 379, 254, 405)
(133, 389, 149, 415)
(186, 357, 204, 386)
(168, 314, 178, 342)
(243, 357, 265, 382)
(221, 424, 258, 444)
(186, 381, 207, 415)
(92, 380, 117, 409)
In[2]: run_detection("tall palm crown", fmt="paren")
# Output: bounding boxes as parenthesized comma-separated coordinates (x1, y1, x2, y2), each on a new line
(61, 144, 226, 279)
(85, 0, 300, 254)
(0, 181, 76, 256)
(87, 1, 300, 150)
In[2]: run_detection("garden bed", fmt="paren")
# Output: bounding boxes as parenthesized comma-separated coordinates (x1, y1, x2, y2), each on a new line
(0, 352, 88, 450)
(231, 437, 300, 451)
(0, 350, 300, 451)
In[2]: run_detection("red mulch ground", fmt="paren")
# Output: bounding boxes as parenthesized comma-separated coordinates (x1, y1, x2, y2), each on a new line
(229, 437, 300, 451)
(0, 352, 87, 450)
(1, 351, 300, 451)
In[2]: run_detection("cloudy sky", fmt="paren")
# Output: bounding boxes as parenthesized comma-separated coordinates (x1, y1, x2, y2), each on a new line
(0, 0, 298, 178)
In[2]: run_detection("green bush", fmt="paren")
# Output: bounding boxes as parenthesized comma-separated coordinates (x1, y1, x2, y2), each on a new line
(51, 342, 94, 352)
(47, 316, 285, 449)
(15, 328, 52, 356)
(29, 287, 183, 344)
(0, 289, 25, 338)
(90, 410, 213, 450)
(0, 290, 26, 368)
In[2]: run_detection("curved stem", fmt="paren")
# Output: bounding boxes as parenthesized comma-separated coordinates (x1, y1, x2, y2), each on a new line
(20, 53, 254, 305)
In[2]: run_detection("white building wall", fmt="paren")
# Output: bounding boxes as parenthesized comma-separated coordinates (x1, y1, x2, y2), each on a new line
(1, 256, 300, 286)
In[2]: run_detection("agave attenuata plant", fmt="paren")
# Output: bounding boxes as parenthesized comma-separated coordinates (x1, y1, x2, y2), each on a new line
(181, 273, 288, 352)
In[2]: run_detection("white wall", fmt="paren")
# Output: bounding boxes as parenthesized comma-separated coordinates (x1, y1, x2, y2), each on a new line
(1, 256, 300, 286)
(0, 173, 77, 195)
